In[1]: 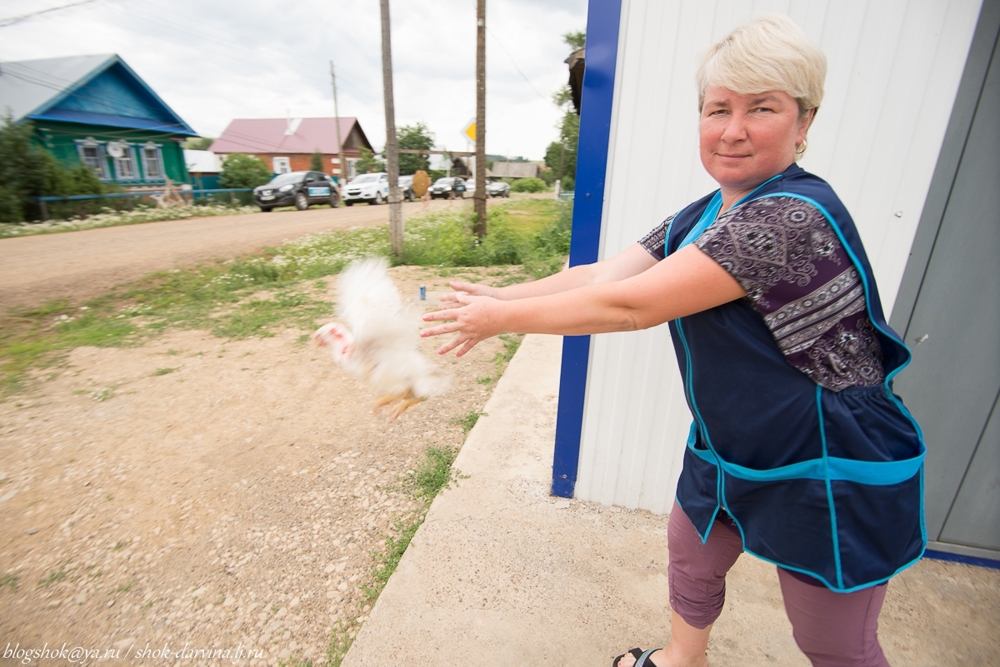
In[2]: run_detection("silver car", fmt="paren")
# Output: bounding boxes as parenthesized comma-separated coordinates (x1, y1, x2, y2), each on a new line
(486, 181, 511, 198)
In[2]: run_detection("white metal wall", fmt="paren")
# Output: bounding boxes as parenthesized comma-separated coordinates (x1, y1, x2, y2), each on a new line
(574, 0, 984, 513)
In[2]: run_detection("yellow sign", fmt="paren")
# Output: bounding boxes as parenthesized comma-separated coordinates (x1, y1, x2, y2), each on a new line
(462, 120, 476, 143)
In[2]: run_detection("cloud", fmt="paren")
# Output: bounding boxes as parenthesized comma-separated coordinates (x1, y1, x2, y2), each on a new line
(0, 0, 587, 160)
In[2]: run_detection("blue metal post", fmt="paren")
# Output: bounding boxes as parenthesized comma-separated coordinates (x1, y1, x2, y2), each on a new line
(551, 0, 623, 498)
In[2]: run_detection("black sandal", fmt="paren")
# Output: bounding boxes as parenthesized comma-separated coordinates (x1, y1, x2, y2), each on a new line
(612, 648, 662, 667)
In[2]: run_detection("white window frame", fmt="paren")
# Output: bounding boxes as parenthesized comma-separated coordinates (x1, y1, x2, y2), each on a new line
(140, 143, 166, 181)
(273, 157, 291, 174)
(346, 158, 359, 180)
(111, 143, 139, 182)
(76, 138, 109, 180)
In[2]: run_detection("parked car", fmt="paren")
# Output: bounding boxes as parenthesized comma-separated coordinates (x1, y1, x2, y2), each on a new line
(464, 179, 477, 197)
(254, 171, 340, 212)
(428, 177, 467, 199)
(398, 175, 417, 202)
(486, 181, 511, 198)
(343, 172, 389, 206)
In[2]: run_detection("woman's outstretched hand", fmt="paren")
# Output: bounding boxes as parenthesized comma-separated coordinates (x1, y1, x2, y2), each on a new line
(421, 289, 505, 358)
(436, 280, 498, 309)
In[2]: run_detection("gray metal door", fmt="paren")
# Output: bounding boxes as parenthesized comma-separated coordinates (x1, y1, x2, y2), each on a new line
(890, 1, 1000, 559)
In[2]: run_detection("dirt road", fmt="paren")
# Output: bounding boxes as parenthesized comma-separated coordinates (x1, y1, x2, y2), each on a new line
(0, 199, 464, 312)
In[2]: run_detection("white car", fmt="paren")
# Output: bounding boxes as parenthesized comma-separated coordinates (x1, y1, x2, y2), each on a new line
(343, 172, 389, 206)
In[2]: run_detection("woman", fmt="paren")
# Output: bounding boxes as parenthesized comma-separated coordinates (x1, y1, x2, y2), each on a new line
(422, 15, 924, 667)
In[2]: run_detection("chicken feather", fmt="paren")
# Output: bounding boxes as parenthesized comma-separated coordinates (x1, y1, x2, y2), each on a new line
(312, 258, 449, 419)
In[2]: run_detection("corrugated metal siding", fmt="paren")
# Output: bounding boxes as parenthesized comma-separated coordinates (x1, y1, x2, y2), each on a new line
(574, 0, 983, 513)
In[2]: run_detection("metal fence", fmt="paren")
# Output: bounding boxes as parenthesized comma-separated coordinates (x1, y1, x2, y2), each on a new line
(35, 188, 254, 221)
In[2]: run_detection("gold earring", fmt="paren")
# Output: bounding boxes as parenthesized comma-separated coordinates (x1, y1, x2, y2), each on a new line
(795, 138, 808, 156)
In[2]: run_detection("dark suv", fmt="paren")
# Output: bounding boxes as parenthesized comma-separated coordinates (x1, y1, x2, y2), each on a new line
(428, 177, 467, 199)
(253, 171, 340, 212)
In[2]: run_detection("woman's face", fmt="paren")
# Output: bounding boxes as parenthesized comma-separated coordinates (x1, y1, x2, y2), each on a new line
(699, 86, 812, 204)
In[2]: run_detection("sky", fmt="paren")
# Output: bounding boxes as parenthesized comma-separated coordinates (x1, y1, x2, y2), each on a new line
(0, 0, 588, 160)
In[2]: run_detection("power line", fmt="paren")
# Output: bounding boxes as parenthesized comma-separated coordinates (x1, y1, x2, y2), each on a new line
(0, 0, 102, 27)
(486, 27, 549, 104)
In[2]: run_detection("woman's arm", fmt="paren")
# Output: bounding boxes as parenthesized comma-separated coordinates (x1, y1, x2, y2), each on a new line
(444, 243, 659, 303)
(422, 245, 747, 357)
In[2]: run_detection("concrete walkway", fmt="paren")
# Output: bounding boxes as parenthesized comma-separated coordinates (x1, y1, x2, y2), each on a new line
(343, 334, 1000, 666)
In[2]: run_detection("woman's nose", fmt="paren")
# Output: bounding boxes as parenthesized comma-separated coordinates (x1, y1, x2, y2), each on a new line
(720, 114, 747, 142)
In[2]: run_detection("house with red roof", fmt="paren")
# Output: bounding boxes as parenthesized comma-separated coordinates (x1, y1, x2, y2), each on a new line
(210, 117, 373, 181)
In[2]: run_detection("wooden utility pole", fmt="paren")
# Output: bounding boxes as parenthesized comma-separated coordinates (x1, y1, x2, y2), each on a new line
(330, 60, 348, 188)
(473, 0, 487, 237)
(380, 0, 403, 257)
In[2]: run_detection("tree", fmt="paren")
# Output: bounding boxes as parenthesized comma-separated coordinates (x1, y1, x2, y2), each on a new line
(0, 117, 104, 222)
(396, 123, 435, 175)
(563, 30, 585, 50)
(183, 137, 215, 150)
(544, 110, 579, 185)
(356, 147, 385, 175)
(510, 177, 548, 193)
(219, 153, 272, 189)
(309, 151, 324, 172)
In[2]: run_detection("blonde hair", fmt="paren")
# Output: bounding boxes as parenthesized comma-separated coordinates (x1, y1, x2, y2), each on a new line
(697, 14, 826, 117)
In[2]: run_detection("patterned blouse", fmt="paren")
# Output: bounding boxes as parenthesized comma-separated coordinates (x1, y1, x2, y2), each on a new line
(639, 196, 885, 392)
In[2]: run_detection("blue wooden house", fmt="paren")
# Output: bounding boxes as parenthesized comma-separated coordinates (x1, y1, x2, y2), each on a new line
(0, 54, 198, 188)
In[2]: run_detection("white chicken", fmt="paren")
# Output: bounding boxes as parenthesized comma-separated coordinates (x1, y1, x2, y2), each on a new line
(312, 258, 450, 420)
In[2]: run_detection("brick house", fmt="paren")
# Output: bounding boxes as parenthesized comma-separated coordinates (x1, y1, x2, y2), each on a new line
(210, 117, 373, 182)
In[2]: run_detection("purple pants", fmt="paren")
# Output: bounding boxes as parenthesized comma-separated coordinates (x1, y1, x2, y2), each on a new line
(668, 500, 891, 667)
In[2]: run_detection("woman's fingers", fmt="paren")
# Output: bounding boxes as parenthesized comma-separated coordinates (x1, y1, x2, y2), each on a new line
(436, 334, 466, 356)
(422, 309, 448, 323)
(420, 294, 498, 357)
(449, 280, 496, 298)
(438, 293, 462, 308)
(436, 290, 475, 309)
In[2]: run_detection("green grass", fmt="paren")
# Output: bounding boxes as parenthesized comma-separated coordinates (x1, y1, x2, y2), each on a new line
(407, 445, 461, 501)
(495, 334, 523, 369)
(38, 568, 68, 588)
(0, 573, 18, 591)
(450, 410, 486, 435)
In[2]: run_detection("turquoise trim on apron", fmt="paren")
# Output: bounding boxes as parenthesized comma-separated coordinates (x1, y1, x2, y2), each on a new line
(676, 174, 783, 251)
(685, 438, 925, 485)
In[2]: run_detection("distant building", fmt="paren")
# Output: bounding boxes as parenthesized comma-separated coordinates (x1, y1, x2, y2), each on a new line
(184, 149, 223, 190)
(0, 54, 198, 188)
(491, 161, 544, 179)
(210, 117, 373, 181)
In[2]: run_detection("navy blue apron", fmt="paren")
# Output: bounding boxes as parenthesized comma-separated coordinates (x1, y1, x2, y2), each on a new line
(668, 164, 926, 592)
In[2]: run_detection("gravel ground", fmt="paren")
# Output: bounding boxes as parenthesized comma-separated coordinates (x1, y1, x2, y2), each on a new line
(0, 264, 511, 666)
